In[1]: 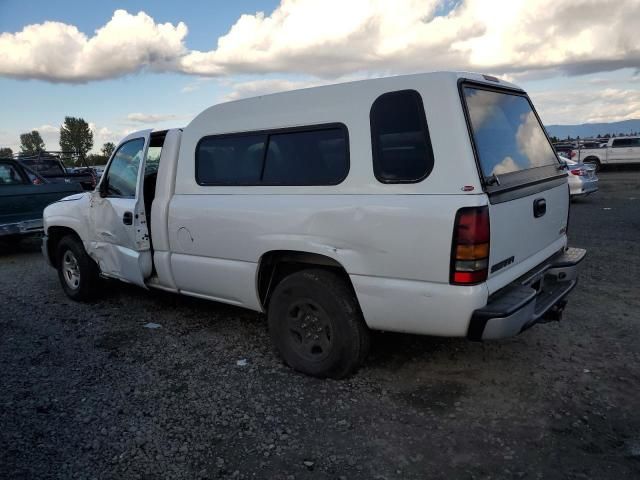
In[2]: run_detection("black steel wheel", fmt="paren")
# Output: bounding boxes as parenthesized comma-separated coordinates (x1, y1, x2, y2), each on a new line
(267, 269, 370, 378)
(285, 299, 334, 363)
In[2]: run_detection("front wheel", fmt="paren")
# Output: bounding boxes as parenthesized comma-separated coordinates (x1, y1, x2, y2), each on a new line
(267, 269, 370, 379)
(56, 235, 101, 301)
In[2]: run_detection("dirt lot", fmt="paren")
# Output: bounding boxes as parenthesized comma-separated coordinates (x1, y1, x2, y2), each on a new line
(1, 171, 639, 480)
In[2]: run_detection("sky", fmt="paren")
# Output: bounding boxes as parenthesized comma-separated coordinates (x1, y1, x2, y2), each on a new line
(0, 0, 639, 153)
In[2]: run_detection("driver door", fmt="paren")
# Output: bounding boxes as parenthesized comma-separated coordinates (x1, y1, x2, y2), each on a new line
(89, 130, 152, 286)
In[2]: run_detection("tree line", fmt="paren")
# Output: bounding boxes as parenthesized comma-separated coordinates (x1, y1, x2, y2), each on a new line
(550, 132, 640, 143)
(0, 116, 115, 166)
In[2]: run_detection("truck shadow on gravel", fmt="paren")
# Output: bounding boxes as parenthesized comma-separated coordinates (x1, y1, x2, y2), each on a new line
(0, 237, 41, 257)
(367, 331, 464, 369)
(96, 278, 480, 373)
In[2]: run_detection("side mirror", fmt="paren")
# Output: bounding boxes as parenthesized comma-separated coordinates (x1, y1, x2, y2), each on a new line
(98, 179, 108, 197)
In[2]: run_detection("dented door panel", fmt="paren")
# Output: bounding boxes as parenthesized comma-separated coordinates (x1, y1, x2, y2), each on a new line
(89, 130, 152, 287)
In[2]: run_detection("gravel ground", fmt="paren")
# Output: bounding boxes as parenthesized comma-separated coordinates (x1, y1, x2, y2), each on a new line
(1, 170, 639, 479)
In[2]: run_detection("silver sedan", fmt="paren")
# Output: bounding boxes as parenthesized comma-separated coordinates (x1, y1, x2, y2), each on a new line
(559, 153, 599, 197)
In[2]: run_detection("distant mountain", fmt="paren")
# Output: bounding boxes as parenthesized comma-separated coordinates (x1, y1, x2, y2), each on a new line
(546, 119, 640, 139)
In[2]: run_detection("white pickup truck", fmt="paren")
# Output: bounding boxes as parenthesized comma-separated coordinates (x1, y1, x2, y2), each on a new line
(574, 136, 640, 170)
(42, 72, 585, 378)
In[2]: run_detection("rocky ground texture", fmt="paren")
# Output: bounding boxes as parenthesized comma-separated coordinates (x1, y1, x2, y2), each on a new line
(1, 170, 639, 479)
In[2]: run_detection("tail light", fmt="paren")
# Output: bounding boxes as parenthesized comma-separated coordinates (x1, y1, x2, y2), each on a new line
(570, 168, 585, 176)
(450, 206, 490, 285)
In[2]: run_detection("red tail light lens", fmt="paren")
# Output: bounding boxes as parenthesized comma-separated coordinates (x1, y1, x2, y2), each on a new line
(570, 168, 584, 176)
(450, 206, 490, 285)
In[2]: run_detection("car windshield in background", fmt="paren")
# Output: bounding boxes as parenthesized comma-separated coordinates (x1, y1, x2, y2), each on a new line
(20, 159, 65, 176)
(463, 86, 558, 179)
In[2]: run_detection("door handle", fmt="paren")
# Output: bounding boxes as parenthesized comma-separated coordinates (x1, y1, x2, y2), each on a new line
(123, 211, 133, 225)
(533, 198, 546, 218)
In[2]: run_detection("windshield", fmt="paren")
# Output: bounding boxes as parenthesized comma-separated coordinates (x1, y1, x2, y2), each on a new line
(463, 86, 558, 178)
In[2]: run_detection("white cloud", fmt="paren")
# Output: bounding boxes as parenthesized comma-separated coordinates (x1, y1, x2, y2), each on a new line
(2, 2, 639, 83)
(3, 123, 130, 153)
(221, 78, 321, 101)
(31, 124, 60, 151)
(36, 124, 59, 133)
(180, 0, 470, 77)
(181, 0, 640, 79)
(219, 72, 378, 101)
(531, 87, 640, 124)
(88, 124, 126, 147)
(32, 123, 124, 152)
(3, 116, 190, 153)
(492, 156, 519, 175)
(464, 88, 501, 128)
(181, 77, 216, 93)
(126, 113, 179, 124)
(515, 111, 554, 167)
(0, 10, 188, 82)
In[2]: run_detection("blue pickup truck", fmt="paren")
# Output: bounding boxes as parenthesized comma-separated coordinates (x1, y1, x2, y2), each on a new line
(0, 158, 83, 240)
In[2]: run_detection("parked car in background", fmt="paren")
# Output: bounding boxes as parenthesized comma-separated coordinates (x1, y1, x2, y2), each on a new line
(0, 159, 83, 240)
(558, 154, 598, 198)
(553, 143, 575, 159)
(92, 165, 106, 181)
(17, 152, 96, 190)
(573, 136, 640, 171)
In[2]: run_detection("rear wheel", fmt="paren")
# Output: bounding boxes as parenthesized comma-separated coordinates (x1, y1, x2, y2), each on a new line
(267, 269, 370, 379)
(56, 235, 101, 301)
(583, 156, 601, 172)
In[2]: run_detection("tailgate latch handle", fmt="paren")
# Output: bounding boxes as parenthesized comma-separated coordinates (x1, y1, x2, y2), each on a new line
(123, 211, 133, 225)
(533, 198, 546, 218)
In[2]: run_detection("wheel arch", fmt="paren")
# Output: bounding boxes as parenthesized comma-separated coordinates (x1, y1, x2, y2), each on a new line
(256, 250, 358, 310)
(47, 225, 83, 268)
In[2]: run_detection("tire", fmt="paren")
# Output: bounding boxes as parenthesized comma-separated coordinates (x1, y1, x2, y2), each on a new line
(56, 235, 101, 301)
(583, 157, 601, 172)
(267, 269, 370, 379)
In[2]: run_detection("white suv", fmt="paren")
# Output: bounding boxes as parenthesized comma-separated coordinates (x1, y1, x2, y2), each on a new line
(42, 72, 585, 378)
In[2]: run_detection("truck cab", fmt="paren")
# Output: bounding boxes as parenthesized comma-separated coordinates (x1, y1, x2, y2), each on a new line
(42, 71, 585, 378)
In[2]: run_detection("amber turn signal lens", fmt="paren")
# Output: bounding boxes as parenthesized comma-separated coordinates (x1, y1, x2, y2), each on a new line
(455, 242, 489, 260)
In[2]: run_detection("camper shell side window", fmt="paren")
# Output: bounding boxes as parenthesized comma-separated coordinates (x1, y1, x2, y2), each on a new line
(195, 123, 349, 186)
(370, 89, 435, 184)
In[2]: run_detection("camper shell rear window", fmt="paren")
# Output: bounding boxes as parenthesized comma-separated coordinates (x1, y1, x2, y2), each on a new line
(460, 81, 563, 196)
